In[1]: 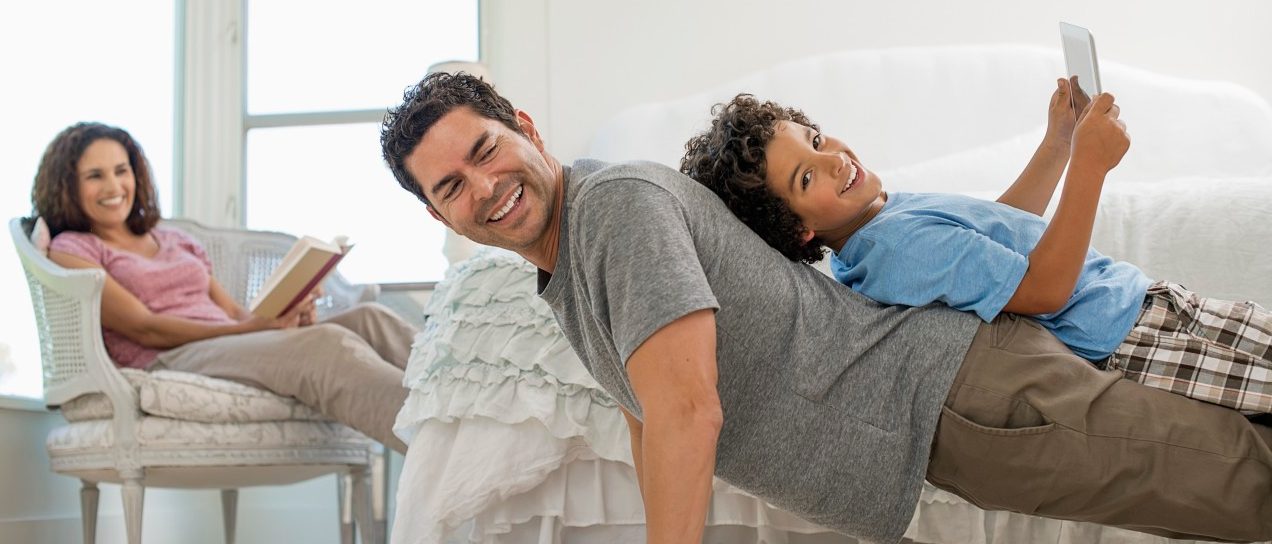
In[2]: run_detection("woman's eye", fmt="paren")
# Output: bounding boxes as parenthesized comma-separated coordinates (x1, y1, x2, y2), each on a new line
(812, 134, 823, 149)
(801, 171, 812, 189)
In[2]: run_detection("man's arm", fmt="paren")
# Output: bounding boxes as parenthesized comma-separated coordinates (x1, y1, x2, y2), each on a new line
(620, 407, 646, 502)
(1002, 93, 1129, 315)
(626, 309, 723, 544)
(997, 78, 1076, 216)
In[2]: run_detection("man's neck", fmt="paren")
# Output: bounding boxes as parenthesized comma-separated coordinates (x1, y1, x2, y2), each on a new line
(522, 160, 566, 274)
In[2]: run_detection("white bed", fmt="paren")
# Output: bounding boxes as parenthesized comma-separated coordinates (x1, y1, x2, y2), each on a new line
(390, 45, 1272, 544)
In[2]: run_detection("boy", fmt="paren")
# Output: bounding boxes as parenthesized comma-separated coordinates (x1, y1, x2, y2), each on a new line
(681, 83, 1272, 413)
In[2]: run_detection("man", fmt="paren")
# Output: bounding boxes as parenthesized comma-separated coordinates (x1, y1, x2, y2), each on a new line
(381, 72, 1272, 543)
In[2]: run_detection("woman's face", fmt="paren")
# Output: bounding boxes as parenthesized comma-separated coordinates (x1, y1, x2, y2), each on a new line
(75, 138, 135, 231)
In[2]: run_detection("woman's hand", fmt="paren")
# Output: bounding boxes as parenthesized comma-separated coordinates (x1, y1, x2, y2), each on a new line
(1044, 78, 1077, 151)
(242, 298, 308, 332)
(297, 288, 321, 327)
(1070, 92, 1130, 176)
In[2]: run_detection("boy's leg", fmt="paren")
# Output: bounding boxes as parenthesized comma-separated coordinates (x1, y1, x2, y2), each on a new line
(927, 314, 1272, 542)
(1110, 281, 1272, 413)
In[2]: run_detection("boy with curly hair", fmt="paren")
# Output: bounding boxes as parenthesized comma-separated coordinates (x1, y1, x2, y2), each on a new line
(682, 84, 1272, 414)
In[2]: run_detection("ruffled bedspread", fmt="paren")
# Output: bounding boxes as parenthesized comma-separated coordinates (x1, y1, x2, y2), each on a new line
(391, 248, 1230, 544)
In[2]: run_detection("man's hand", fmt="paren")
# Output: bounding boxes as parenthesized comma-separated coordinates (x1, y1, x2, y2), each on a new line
(1071, 93, 1130, 176)
(1044, 77, 1078, 151)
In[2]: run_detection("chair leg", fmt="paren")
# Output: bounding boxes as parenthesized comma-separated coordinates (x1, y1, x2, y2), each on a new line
(121, 472, 144, 544)
(221, 489, 238, 544)
(80, 480, 99, 544)
(337, 472, 354, 544)
(350, 465, 376, 544)
(371, 446, 389, 544)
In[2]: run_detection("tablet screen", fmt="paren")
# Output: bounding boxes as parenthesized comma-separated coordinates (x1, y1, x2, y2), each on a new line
(1060, 22, 1102, 116)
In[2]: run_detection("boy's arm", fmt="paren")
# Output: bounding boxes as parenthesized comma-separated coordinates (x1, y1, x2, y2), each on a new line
(626, 309, 722, 544)
(996, 78, 1076, 216)
(1002, 93, 1129, 315)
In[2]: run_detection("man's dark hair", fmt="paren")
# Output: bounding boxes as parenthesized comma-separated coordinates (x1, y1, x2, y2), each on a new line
(680, 94, 826, 264)
(31, 122, 161, 238)
(380, 71, 521, 207)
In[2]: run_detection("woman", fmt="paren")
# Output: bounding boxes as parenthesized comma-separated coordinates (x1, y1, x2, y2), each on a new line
(32, 121, 417, 451)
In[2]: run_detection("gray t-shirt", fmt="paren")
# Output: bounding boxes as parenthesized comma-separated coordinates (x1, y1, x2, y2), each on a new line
(538, 159, 980, 543)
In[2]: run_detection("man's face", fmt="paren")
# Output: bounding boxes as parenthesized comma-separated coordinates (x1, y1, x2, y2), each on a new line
(405, 107, 559, 254)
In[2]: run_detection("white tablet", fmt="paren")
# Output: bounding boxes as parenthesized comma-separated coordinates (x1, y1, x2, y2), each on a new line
(1059, 22, 1102, 116)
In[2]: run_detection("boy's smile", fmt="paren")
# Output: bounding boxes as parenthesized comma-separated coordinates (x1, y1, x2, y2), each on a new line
(763, 120, 887, 252)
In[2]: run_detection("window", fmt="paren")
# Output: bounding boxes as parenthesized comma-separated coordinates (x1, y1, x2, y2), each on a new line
(243, 0, 480, 284)
(0, 1, 175, 398)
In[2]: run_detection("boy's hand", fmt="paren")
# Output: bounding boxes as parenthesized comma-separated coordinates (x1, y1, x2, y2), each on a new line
(1070, 93, 1129, 175)
(1045, 78, 1077, 150)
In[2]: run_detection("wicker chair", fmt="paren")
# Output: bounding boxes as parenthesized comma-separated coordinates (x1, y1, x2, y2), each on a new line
(10, 216, 391, 544)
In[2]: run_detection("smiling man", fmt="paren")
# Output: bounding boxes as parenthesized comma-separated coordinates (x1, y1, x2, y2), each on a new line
(380, 72, 1272, 544)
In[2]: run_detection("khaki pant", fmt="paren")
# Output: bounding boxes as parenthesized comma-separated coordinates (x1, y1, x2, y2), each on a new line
(153, 303, 417, 452)
(928, 314, 1272, 542)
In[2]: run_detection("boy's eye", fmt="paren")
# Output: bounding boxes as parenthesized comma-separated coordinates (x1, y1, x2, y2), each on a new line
(812, 133, 823, 149)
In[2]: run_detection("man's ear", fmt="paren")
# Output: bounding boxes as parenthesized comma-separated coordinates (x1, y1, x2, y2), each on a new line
(800, 228, 816, 244)
(515, 109, 546, 152)
(427, 206, 452, 228)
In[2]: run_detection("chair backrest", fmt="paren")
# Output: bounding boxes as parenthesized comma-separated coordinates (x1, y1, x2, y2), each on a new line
(9, 218, 124, 406)
(161, 219, 297, 307)
(161, 218, 375, 317)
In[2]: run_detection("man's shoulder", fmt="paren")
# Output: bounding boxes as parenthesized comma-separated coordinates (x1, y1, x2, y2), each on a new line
(571, 159, 704, 200)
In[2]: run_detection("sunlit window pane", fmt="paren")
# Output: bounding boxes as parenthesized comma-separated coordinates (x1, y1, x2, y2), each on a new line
(246, 0, 479, 114)
(0, 1, 174, 399)
(244, 123, 448, 284)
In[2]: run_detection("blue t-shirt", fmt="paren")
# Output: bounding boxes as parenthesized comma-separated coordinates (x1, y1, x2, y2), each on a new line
(830, 192, 1152, 361)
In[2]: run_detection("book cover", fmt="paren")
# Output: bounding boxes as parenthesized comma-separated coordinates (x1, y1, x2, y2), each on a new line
(249, 235, 352, 318)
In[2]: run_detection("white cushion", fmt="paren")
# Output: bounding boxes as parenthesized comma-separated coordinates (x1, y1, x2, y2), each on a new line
(878, 125, 1045, 196)
(47, 417, 368, 456)
(60, 369, 327, 423)
(29, 216, 50, 254)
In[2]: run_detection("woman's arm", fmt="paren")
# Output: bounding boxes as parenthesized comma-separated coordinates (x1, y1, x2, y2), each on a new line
(1002, 93, 1129, 315)
(996, 78, 1077, 216)
(208, 278, 252, 321)
(49, 251, 301, 349)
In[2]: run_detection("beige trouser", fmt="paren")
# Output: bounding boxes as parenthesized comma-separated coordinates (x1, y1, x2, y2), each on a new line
(152, 303, 418, 452)
(927, 314, 1272, 542)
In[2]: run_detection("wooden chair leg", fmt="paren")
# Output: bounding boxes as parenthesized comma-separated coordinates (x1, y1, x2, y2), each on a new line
(350, 465, 375, 544)
(120, 472, 144, 544)
(337, 471, 354, 544)
(80, 480, 99, 544)
(221, 489, 238, 544)
(371, 446, 389, 544)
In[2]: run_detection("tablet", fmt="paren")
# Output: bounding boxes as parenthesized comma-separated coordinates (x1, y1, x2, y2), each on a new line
(1059, 22, 1102, 116)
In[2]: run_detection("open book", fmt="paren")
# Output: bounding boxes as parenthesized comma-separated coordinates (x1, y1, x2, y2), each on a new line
(249, 235, 353, 318)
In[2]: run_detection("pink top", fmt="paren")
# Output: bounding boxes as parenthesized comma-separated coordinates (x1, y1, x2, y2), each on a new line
(49, 226, 236, 368)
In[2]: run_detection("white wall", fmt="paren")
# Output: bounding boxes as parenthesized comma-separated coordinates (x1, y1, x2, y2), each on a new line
(482, 0, 1272, 162)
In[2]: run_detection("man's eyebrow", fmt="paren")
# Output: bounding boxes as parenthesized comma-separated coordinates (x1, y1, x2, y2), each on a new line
(429, 131, 493, 198)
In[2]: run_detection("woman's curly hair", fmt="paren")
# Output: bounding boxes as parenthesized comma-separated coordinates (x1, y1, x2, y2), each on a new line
(31, 122, 160, 238)
(680, 94, 826, 263)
